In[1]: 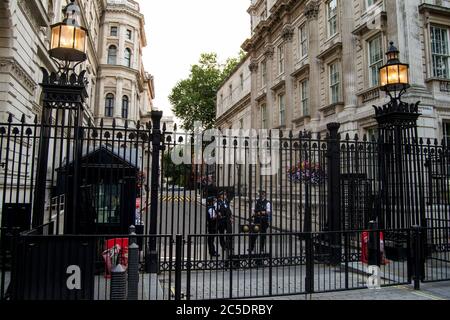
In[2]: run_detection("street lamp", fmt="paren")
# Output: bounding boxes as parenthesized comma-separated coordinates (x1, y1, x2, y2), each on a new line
(49, 0, 88, 71)
(373, 41, 424, 236)
(32, 0, 88, 232)
(379, 42, 410, 100)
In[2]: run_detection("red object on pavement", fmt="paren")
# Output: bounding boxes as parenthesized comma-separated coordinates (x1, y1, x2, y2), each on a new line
(102, 238, 129, 279)
(361, 231, 388, 265)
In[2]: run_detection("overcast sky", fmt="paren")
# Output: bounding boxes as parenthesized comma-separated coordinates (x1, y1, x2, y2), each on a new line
(138, 0, 251, 120)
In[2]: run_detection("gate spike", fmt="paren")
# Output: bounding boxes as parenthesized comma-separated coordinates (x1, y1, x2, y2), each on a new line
(419, 137, 423, 145)
(21, 114, 26, 123)
(162, 122, 167, 132)
(100, 118, 104, 128)
(173, 123, 177, 132)
(434, 138, 438, 146)
(426, 138, 431, 145)
(363, 134, 367, 142)
(112, 118, 116, 128)
(7, 113, 13, 123)
(345, 133, 350, 141)
(124, 119, 129, 129)
(354, 133, 359, 141)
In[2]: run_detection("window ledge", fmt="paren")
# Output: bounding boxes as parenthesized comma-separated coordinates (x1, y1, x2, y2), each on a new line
(425, 78, 450, 93)
(292, 115, 311, 124)
(319, 102, 344, 117)
(357, 87, 381, 103)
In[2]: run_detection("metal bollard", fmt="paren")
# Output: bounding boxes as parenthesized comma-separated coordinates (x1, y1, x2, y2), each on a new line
(111, 264, 127, 300)
(128, 242, 139, 300)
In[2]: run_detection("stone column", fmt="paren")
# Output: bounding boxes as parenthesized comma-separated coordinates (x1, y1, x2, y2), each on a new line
(118, 25, 125, 66)
(115, 77, 123, 118)
(98, 80, 105, 118)
(282, 24, 295, 129)
(337, 0, 358, 135)
(264, 44, 275, 128)
(249, 59, 259, 129)
(305, 1, 321, 132)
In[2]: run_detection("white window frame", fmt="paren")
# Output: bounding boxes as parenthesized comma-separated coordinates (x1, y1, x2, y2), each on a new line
(368, 34, 384, 87)
(299, 24, 308, 59)
(327, 0, 338, 38)
(278, 93, 286, 126)
(261, 104, 267, 129)
(278, 44, 285, 75)
(300, 80, 309, 116)
(431, 25, 450, 79)
(329, 62, 341, 104)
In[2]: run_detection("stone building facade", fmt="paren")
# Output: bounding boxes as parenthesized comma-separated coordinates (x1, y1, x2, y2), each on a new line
(217, 0, 450, 141)
(0, 0, 154, 126)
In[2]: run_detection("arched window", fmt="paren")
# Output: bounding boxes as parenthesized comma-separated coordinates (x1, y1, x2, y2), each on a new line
(122, 96, 129, 119)
(108, 45, 117, 65)
(105, 93, 115, 117)
(124, 48, 132, 68)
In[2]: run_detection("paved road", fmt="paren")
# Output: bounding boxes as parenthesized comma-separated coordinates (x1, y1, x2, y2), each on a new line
(254, 281, 450, 300)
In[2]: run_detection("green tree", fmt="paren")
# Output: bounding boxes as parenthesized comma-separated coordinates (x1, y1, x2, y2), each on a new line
(169, 51, 246, 131)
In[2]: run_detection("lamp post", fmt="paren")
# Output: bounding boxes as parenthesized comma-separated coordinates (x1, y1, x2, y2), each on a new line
(32, 0, 88, 233)
(374, 42, 423, 230)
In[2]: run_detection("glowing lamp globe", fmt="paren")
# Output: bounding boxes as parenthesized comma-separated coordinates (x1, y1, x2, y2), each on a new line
(379, 42, 410, 94)
(49, 0, 87, 62)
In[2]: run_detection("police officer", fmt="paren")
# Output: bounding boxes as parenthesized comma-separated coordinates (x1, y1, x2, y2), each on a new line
(206, 196, 220, 257)
(249, 190, 271, 254)
(217, 191, 233, 253)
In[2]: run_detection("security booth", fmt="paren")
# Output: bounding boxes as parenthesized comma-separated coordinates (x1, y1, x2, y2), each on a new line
(56, 146, 140, 235)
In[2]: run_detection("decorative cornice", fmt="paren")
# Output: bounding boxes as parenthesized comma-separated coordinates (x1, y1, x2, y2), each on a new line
(305, 1, 320, 20)
(0, 58, 37, 95)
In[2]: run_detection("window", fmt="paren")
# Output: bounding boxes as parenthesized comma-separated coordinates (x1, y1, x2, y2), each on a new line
(366, 0, 379, 9)
(327, 0, 338, 38)
(110, 26, 118, 37)
(278, 94, 286, 126)
(261, 104, 267, 129)
(107, 45, 117, 65)
(93, 184, 122, 224)
(124, 48, 132, 68)
(368, 35, 384, 87)
(301, 80, 309, 116)
(329, 62, 341, 104)
(366, 127, 379, 140)
(278, 44, 285, 74)
(261, 60, 267, 88)
(105, 93, 115, 117)
(431, 26, 450, 79)
(444, 122, 450, 146)
(126, 29, 132, 40)
(299, 24, 308, 58)
(240, 73, 244, 90)
(122, 96, 129, 119)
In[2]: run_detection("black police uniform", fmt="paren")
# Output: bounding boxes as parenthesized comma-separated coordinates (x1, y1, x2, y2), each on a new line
(206, 202, 219, 256)
(217, 198, 233, 251)
(249, 198, 270, 253)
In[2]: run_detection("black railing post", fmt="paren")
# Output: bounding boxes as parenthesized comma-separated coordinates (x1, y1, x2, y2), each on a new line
(305, 233, 314, 294)
(186, 236, 192, 301)
(148, 111, 163, 273)
(411, 225, 424, 290)
(174, 235, 183, 301)
(327, 123, 341, 265)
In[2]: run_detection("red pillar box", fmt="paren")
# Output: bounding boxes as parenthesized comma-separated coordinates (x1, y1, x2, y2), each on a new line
(102, 238, 129, 279)
(361, 231, 388, 265)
